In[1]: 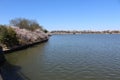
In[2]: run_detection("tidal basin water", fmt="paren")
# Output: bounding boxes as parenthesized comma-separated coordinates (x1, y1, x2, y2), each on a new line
(5, 34, 120, 80)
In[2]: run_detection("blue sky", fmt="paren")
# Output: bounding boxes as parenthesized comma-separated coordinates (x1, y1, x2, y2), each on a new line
(1, 0, 120, 31)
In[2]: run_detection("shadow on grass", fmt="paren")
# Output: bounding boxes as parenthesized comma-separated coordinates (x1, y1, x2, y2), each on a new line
(0, 61, 30, 80)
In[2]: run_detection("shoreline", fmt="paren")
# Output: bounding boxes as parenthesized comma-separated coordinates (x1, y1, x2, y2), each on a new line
(51, 30, 120, 34)
(3, 39, 48, 54)
(51, 33, 120, 35)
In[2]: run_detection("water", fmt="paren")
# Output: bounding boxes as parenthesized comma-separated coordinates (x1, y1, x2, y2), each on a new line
(3, 34, 120, 80)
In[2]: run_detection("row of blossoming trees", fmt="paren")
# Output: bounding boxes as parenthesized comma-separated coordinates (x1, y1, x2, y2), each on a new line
(0, 18, 48, 50)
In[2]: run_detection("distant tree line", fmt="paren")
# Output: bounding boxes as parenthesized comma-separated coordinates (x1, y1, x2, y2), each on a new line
(51, 30, 120, 34)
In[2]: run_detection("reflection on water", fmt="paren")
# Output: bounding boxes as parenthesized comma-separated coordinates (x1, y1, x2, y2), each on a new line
(0, 61, 30, 80)
(5, 34, 120, 80)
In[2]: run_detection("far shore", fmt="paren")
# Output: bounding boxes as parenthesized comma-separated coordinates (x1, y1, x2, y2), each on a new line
(51, 30, 120, 34)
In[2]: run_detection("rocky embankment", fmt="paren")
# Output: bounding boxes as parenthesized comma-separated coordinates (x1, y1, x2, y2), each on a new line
(3, 27, 49, 53)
